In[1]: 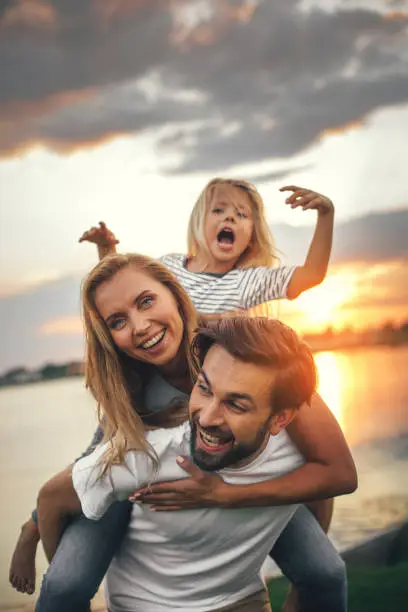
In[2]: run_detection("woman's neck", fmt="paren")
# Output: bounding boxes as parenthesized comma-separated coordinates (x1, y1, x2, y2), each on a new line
(157, 350, 193, 394)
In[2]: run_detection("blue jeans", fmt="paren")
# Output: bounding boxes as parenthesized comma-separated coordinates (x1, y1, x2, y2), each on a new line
(35, 501, 132, 612)
(270, 505, 347, 612)
(35, 502, 346, 612)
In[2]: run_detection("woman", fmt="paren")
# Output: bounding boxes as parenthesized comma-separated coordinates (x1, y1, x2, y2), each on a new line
(17, 254, 355, 612)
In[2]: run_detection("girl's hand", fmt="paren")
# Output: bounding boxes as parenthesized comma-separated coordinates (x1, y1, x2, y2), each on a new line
(280, 186, 334, 216)
(129, 456, 232, 511)
(79, 221, 119, 247)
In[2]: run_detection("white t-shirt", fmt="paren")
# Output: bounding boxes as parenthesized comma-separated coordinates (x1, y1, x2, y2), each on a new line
(72, 422, 304, 612)
(159, 253, 296, 314)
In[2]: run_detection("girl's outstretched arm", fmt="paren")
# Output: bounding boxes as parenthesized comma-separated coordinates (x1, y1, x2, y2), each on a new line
(79, 221, 119, 260)
(281, 186, 334, 300)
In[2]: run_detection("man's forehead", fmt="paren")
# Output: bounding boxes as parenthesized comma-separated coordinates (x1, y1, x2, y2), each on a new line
(202, 344, 273, 393)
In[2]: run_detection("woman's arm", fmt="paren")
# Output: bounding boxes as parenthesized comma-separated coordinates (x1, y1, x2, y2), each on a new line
(132, 393, 357, 510)
(233, 393, 357, 506)
(282, 186, 334, 300)
(37, 468, 81, 562)
(281, 392, 357, 497)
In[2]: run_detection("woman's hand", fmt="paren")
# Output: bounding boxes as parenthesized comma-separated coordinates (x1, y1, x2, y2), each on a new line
(79, 221, 119, 247)
(280, 185, 334, 216)
(129, 456, 233, 511)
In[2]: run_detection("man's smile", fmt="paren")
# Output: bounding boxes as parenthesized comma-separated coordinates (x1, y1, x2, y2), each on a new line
(196, 425, 234, 454)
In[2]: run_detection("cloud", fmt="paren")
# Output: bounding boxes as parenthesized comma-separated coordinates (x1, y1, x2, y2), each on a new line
(244, 165, 314, 185)
(275, 208, 408, 265)
(0, 207, 406, 371)
(0, 275, 84, 370)
(0, 1, 408, 168)
(40, 315, 83, 335)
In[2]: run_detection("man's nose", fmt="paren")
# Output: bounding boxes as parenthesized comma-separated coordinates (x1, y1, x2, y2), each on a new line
(198, 401, 224, 428)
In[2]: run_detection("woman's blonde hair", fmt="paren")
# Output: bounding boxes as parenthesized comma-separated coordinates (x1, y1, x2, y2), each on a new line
(82, 253, 198, 474)
(187, 178, 280, 269)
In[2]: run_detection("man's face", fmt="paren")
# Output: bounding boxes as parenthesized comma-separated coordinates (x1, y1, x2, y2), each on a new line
(189, 344, 294, 472)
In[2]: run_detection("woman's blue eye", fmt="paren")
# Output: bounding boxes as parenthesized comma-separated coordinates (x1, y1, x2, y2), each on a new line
(110, 318, 126, 331)
(212, 207, 223, 214)
(237, 211, 248, 219)
(140, 296, 153, 308)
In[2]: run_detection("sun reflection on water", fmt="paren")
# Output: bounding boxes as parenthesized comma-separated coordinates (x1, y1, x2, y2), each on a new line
(314, 351, 345, 432)
(313, 346, 408, 447)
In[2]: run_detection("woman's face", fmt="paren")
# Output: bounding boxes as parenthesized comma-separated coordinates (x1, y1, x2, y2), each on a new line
(95, 266, 184, 368)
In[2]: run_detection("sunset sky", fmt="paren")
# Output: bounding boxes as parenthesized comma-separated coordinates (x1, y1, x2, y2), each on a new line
(1, 0, 407, 371)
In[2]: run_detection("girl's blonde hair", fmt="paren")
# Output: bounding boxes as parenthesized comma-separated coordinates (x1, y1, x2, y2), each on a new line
(82, 253, 198, 474)
(187, 178, 280, 269)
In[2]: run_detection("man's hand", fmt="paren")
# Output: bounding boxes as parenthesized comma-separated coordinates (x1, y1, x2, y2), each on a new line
(79, 221, 119, 247)
(129, 456, 232, 511)
(280, 186, 334, 216)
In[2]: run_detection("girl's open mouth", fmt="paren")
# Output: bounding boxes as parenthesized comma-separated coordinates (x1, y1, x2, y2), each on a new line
(217, 228, 235, 251)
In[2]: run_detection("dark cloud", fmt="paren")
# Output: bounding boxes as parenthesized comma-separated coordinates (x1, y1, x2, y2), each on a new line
(0, 0, 14, 18)
(275, 208, 408, 265)
(0, 1, 170, 103)
(244, 165, 314, 185)
(162, 4, 408, 172)
(0, 1, 408, 168)
(0, 0, 176, 154)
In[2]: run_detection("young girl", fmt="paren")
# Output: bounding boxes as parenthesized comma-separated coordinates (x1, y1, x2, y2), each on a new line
(79, 180, 334, 311)
(9, 183, 346, 612)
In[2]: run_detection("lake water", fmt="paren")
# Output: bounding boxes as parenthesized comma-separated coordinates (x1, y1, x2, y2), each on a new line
(1, 345, 408, 608)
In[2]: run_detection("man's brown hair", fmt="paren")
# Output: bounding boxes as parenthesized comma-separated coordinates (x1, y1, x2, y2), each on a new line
(192, 317, 317, 414)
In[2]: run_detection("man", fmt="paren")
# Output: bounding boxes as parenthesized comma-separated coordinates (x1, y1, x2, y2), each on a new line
(38, 317, 322, 612)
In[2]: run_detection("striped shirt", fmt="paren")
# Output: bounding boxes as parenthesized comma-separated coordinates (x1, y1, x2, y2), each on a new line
(159, 253, 296, 314)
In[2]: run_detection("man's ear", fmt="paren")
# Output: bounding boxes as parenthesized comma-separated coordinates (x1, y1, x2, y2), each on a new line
(268, 407, 297, 436)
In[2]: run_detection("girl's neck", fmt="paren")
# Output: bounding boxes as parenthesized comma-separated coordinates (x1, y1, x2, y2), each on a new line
(187, 253, 237, 275)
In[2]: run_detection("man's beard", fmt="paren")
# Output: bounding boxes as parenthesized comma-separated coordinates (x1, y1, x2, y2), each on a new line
(189, 418, 268, 472)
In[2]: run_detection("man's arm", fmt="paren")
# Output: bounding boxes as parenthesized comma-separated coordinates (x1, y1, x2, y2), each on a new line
(37, 468, 82, 562)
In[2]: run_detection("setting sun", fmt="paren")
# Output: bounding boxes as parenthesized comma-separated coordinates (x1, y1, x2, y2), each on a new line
(294, 273, 357, 329)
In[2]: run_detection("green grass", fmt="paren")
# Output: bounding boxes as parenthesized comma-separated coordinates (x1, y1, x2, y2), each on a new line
(267, 562, 408, 612)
